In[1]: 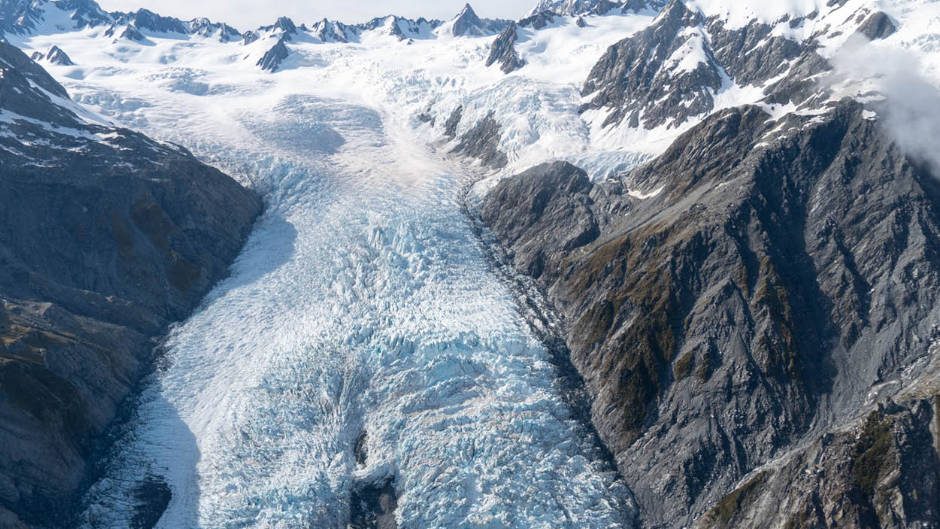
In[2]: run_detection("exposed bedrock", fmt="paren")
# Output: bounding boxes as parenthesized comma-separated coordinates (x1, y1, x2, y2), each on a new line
(0, 41, 262, 527)
(478, 101, 940, 529)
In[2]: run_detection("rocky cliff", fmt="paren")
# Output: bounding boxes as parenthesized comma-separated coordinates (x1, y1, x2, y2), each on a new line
(478, 101, 940, 528)
(0, 41, 261, 527)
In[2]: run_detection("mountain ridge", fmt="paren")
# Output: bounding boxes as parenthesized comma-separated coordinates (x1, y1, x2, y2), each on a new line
(0, 38, 261, 527)
(2, 0, 939, 527)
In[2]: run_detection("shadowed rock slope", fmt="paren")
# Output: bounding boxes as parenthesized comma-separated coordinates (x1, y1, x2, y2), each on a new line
(479, 101, 940, 529)
(0, 41, 261, 527)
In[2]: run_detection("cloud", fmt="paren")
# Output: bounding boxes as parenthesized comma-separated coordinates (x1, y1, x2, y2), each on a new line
(831, 36, 940, 175)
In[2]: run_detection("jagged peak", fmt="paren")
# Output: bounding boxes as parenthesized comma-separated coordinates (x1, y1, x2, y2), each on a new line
(257, 15, 296, 34)
(527, 0, 667, 17)
(456, 3, 480, 19)
(681, 0, 832, 28)
(274, 16, 296, 32)
(438, 1, 508, 37)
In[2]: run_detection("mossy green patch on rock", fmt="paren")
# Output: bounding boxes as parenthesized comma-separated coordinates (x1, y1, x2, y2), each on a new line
(852, 411, 894, 495)
(752, 255, 802, 383)
(674, 352, 694, 381)
(704, 471, 770, 527)
(577, 299, 616, 347)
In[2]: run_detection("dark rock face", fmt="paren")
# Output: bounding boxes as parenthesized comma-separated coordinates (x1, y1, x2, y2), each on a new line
(855, 11, 897, 41)
(529, 0, 667, 17)
(582, 1, 723, 129)
(479, 101, 940, 529)
(443, 105, 508, 169)
(50, 0, 112, 29)
(581, 0, 840, 130)
(486, 22, 525, 73)
(349, 479, 398, 529)
(0, 0, 44, 34)
(33, 45, 73, 66)
(448, 3, 509, 37)
(119, 8, 188, 34)
(0, 41, 261, 527)
(42, 45, 74, 65)
(259, 16, 297, 39)
(519, 10, 556, 30)
(696, 400, 940, 529)
(443, 105, 463, 138)
(311, 18, 353, 43)
(1, 1, 240, 43)
(242, 30, 259, 45)
(257, 38, 290, 72)
(129, 476, 172, 529)
(451, 113, 509, 170)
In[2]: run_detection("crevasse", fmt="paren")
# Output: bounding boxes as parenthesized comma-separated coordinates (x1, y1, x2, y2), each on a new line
(77, 93, 633, 528)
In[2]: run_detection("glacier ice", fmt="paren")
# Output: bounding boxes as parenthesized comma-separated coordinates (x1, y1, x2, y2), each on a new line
(70, 87, 633, 529)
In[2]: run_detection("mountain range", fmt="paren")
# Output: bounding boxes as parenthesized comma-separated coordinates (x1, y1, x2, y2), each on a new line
(1, 0, 939, 527)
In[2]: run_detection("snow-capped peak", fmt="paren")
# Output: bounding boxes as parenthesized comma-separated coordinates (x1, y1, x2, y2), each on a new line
(528, 0, 666, 17)
(436, 2, 508, 37)
(682, 0, 831, 28)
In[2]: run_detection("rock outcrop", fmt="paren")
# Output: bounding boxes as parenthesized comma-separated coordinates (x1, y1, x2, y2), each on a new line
(442, 3, 509, 37)
(451, 112, 509, 170)
(529, 0, 668, 17)
(30, 45, 73, 65)
(479, 101, 940, 528)
(486, 22, 525, 73)
(0, 41, 261, 527)
(578, 0, 891, 131)
(257, 38, 290, 72)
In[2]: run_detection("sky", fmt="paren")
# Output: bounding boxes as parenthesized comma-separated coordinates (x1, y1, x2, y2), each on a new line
(95, 0, 537, 29)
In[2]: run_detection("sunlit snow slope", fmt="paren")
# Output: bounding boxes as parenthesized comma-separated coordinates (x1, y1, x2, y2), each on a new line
(12, 13, 638, 529)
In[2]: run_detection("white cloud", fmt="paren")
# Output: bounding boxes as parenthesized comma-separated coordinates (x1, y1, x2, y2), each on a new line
(831, 36, 940, 175)
(95, 0, 535, 28)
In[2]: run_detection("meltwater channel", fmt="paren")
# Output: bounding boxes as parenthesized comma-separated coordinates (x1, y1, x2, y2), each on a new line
(76, 92, 632, 529)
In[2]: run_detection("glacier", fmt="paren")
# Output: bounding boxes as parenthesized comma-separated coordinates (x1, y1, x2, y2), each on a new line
(21, 28, 637, 529)
(12, 0, 940, 525)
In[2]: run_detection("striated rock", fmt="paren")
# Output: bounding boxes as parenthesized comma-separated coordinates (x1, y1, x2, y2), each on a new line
(242, 30, 259, 45)
(528, 0, 667, 17)
(1, 1, 240, 42)
(855, 11, 897, 41)
(479, 101, 940, 528)
(696, 398, 940, 529)
(518, 10, 556, 30)
(443, 105, 463, 138)
(0, 41, 261, 527)
(581, 1, 723, 129)
(119, 8, 188, 34)
(257, 38, 289, 72)
(30, 45, 73, 65)
(581, 0, 827, 130)
(188, 17, 241, 42)
(451, 113, 508, 170)
(311, 18, 354, 43)
(0, 0, 45, 35)
(443, 3, 509, 37)
(485, 22, 525, 73)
